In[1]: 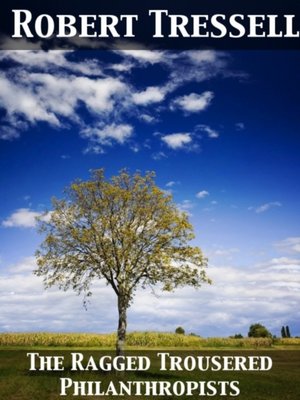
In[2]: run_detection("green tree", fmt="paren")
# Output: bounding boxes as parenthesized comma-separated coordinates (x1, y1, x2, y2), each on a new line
(286, 325, 291, 338)
(248, 323, 271, 338)
(281, 326, 287, 338)
(35, 169, 210, 355)
(233, 333, 243, 339)
(175, 326, 185, 335)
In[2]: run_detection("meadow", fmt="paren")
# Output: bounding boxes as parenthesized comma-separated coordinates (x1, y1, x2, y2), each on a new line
(0, 331, 300, 348)
(1, 332, 299, 399)
(0, 348, 299, 399)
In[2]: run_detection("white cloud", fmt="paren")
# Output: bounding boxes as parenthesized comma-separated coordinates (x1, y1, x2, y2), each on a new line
(275, 237, 300, 254)
(168, 51, 228, 87)
(0, 254, 299, 336)
(81, 123, 133, 147)
(0, 75, 60, 126)
(171, 91, 214, 113)
(139, 114, 157, 124)
(235, 122, 245, 131)
(132, 86, 166, 105)
(2, 208, 50, 228)
(0, 124, 23, 140)
(31, 73, 127, 115)
(196, 190, 209, 199)
(185, 50, 220, 65)
(166, 181, 180, 188)
(176, 200, 194, 216)
(258, 256, 300, 270)
(152, 151, 167, 161)
(0, 71, 129, 140)
(119, 49, 166, 64)
(161, 133, 192, 150)
(250, 202, 282, 214)
(0, 37, 44, 51)
(0, 257, 117, 333)
(0, 49, 233, 150)
(178, 200, 194, 210)
(208, 247, 240, 259)
(0, 50, 104, 76)
(196, 124, 219, 138)
(8, 256, 38, 274)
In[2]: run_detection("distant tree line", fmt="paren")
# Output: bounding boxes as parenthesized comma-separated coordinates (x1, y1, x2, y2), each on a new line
(176, 323, 293, 338)
(232, 323, 293, 339)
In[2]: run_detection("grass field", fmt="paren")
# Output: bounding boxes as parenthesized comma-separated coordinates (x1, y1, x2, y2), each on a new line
(0, 348, 299, 399)
(0, 333, 300, 399)
(1, 331, 300, 349)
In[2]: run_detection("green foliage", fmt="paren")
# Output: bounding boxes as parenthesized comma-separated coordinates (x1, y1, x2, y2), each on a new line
(175, 326, 185, 335)
(232, 333, 244, 339)
(248, 323, 272, 338)
(35, 169, 209, 305)
(281, 325, 291, 338)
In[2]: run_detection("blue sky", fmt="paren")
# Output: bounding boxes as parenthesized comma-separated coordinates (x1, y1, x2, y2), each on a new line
(0, 48, 299, 337)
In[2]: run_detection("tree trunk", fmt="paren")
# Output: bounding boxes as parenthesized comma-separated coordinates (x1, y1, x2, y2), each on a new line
(116, 295, 127, 356)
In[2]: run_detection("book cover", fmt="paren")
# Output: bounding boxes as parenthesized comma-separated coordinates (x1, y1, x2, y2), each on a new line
(0, 1, 299, 399)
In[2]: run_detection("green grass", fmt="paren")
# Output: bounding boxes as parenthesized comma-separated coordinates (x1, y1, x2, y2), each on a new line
(1, 333, 299, 398)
